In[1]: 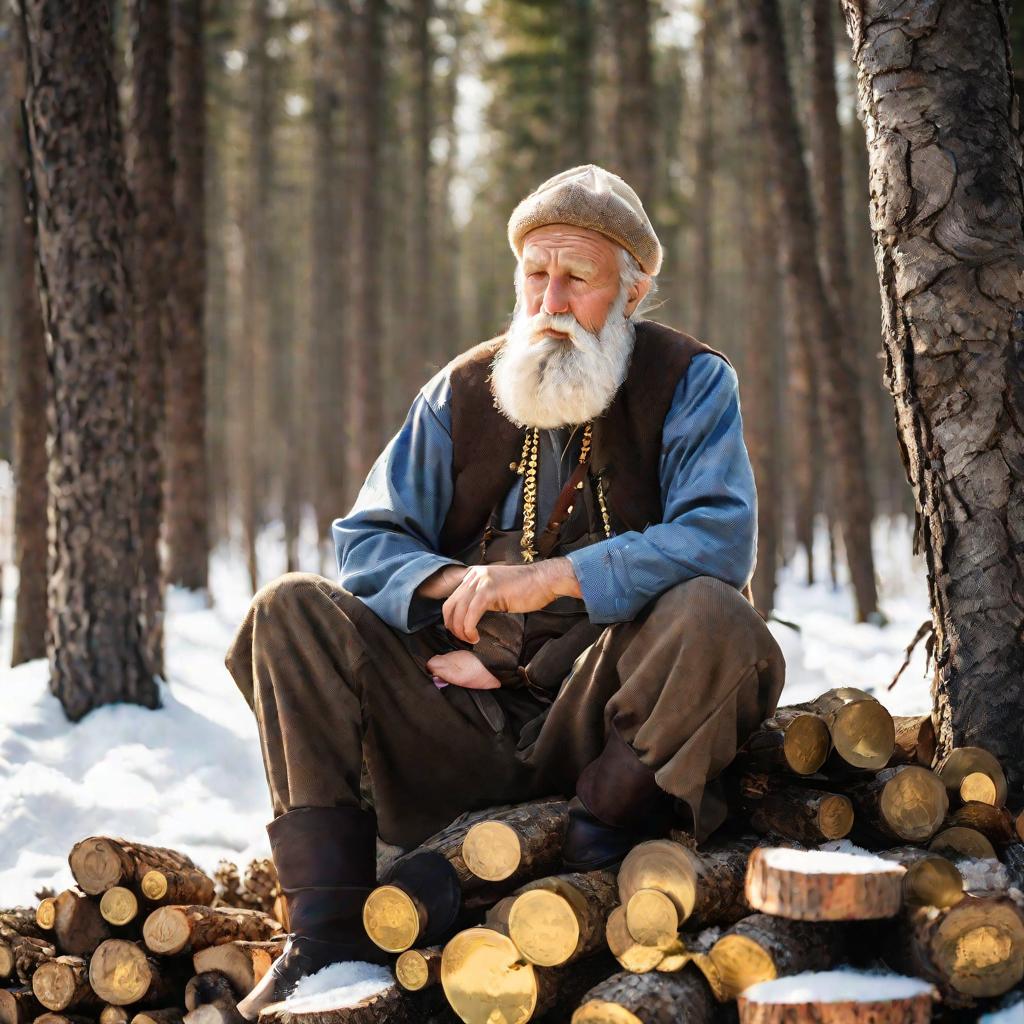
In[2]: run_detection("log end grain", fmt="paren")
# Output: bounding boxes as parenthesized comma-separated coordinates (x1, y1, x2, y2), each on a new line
(68, 839, 126, 896)
(100, 888, 139, 927)
(441, 928, 539, 1024)
(361, 886, 423, 954)
(461, 822, 521, 882)
(89, 939, 154, 1005)
(508, 889, 580, 967)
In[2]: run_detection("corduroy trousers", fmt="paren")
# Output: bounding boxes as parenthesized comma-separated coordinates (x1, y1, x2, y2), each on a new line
(225, 572, 785, 850)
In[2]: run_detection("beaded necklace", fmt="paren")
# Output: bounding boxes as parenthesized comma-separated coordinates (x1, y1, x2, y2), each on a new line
(513, 422, 613, 563)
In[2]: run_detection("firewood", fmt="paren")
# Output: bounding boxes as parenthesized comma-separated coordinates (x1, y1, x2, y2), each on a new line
(12, 934, 57, 984)
(617, 836, 752, 937)
(100, 887, 140, 927)
(873, 846, 963, 908)
(0, 942, 13, 980)
(0, 908, 46, 940)
(506, 870, 617, 967)
(790, 688, 895, 769)
(48, 889, 112, 956)
(184, 972, 237, 1012)
(458, 800, 570, 886)
(887, 714, 936, 768)
(737, 709, 832, 776)
(935, 747, 1007, 807)
(183, 1007, 246, 1024)
(708, 914, 843, 1001)
(0, 985, 43, 1024)
(192, 940, 282, 998)
(604, 905, 665, 974)
(35, 1013, 94, 1024)
(748, 786, 854, 846)
(37, 899, 56, 931)
(572, 966, 715, 1023)
(928, 827, 997, 860)
(100, 1005, 131, 1024)
(841, 765, 948, 843)
(69, 838, 211, 897)
(745, 847, 904, 920)
(395, 947, 442, 992)
(945, 802, 1018, 851)
(736, 971, 934, 1023)
(258, 984, 408, 1024)
(143, 905, 282, 956)
(886, 894, 1024, 1004)
(32, 955, 100, 1012)
(132, 1010, 185, 1024)
(89, 939, 174, 1006)
(143, 868, 216, 908)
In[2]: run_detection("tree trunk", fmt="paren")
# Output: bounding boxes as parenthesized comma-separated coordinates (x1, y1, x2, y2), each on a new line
(127, 0, 175, 679)
(166, 0, 210, 592)
(737, 0, 880, 623)
(7, 38, 48, 668)
(840, 0, 1024, 783)
(20, 0, 160, 719)
(691, 0, 717, 341)
(344, 0, 385, 497)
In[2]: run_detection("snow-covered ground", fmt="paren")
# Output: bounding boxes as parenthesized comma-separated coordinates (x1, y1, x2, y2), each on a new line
(0, 514, 932, 906)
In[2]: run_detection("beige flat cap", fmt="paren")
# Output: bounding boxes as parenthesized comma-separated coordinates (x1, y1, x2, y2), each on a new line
(507, 163, 662, 276)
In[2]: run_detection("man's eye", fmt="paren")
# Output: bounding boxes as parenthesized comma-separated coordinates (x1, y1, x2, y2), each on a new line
(570, 275, 585, 283)
(528, 271, 546, 280)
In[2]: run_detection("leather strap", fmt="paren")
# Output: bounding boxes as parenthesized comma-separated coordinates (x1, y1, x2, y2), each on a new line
(536, 458, 591, 559)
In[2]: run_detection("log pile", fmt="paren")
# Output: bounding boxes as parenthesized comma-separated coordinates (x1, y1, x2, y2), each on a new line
(7, 688, 1024, 1024)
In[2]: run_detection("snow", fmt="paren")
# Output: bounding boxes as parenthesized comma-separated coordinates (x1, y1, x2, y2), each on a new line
(0, 507, 933, 904)
(284, 962, 393, 1011)
(761, 847, 905, 876)
(982, 997, 1024, 1023)
(742, 969, 933, 1004)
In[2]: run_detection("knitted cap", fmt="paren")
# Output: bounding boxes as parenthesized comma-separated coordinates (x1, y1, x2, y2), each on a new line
(507, 164, 662, 276)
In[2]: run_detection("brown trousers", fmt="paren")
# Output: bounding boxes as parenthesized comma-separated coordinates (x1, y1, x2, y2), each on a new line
(225, 573, 785, 849)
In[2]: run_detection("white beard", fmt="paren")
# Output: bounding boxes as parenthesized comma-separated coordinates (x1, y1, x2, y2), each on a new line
(490, 284, 636, 430)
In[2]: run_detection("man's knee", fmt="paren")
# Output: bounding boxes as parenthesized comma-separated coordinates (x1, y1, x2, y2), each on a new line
(252, 571, 330, 620)
(650, 575, 758, 641)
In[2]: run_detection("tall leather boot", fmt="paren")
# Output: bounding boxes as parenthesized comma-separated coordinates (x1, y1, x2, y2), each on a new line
(236, 806, 389, 1020)
(561, 727, 674, 872)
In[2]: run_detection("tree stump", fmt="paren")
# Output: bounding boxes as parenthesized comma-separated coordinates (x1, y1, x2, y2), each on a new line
(144, 906, 282, 956)
(572, 966, 715, 1023)
(745, 847, 905, 920)
(69, 839, 209, 897)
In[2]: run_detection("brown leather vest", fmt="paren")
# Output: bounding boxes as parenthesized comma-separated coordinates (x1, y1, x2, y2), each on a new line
(439, 319, 727, 558)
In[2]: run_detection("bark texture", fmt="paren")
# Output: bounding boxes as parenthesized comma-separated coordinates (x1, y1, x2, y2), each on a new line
(840, 0, 1024, 783)
(166, 0, 210, 591)
(20, 0, 160, 719)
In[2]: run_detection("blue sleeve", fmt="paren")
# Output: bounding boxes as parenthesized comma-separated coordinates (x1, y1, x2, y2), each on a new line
(566, 354, 757, 623)
(332, 369, 463, 633)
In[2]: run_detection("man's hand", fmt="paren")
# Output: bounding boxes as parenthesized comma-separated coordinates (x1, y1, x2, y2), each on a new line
(442, 558, 582, 644)
(426, 650, 501, 689)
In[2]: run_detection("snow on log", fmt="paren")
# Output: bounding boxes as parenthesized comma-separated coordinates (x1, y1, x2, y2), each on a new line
(259, 962, 405, 1024)
(737, 969, 934, 1023)
(737, 710, 832, 776)
(571, 966, 715, 1023)
(745, 847, 905, 921)
(69, 839, 213, 898)
(790, 688, 895, 770)
(144, 905, 282, 956)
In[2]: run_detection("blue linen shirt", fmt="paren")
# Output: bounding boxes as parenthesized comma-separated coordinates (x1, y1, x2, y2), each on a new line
(333, 352, 757, 633)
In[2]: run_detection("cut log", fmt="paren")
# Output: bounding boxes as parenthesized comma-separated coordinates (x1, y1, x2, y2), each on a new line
(886, 894, 1024, 1003)
(12, 934, 57, 984)
(131, 1011, 185, 1024)
(50, 889, 112, 956)
(874, 846, 963, 908)
(185, 972, 237, 1012)
(183, 1007, 246, 1024)
(935, 747, 1007, 807)
(394, 947, 442, 992)
(841, 765, 948, 843)
(945, 802, 1018, 851)
(0, 986, 43, 1024)
(929, 827, 997, 861)
(100, 887, 140, 927)
(0, 908, 47, 941)
(35, 1013, 94, 1024)
(144, 905, 282, 956)
(748, 787, 854, 846)
(791, 688, 895, 769)
(36, 899, 56, 931)
(100, 1006, 131, 1024)
(69, 839, 210, 897)
(193, 941, 282, 997)
(572, 966, 715, 1023)
(459, 800, 570, 887)
(605, 906, 665, 974)
(89, 939, 174, 1006)
(258, 983, 407, 1024)
(709, 914, 843, 1001)
(737, 970, 934, 1023)
(617, 836, 752, 934)
(507, 870, 618, 967)
(737, 710, 832, 776)
(32, 956, 99, 1012)
(887, 715, 936, 769)
(142, 868, 216, 908)
(745, 847, 904, 920)
(0, 942, 13, 980)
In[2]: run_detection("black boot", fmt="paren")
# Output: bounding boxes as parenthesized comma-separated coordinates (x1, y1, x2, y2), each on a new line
(236, 806, 389, 1020)
(562, 728, 674, 872)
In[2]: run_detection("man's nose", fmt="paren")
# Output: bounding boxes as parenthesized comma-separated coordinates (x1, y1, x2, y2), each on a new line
(542, 278, 570, 315)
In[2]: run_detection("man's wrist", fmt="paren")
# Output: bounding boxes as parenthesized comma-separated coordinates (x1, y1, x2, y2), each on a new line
(539, 557, 583, 600)
(415, 563, 468, 601)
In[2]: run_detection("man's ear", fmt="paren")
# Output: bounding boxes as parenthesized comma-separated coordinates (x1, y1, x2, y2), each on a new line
(625, 277, 652, 317)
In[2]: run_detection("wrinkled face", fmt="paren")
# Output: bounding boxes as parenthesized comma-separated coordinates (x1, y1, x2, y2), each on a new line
(519, 224, 643, 334)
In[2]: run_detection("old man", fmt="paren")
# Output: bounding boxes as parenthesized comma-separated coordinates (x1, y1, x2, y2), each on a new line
(225, 164, 785, 1014)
